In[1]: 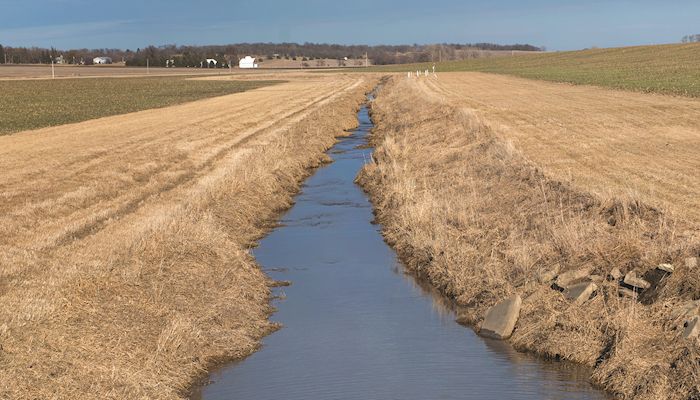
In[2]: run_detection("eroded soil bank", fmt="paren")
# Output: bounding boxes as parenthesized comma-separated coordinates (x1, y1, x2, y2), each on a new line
(196, 94, 606, 399)
(357, 76, 700, 399)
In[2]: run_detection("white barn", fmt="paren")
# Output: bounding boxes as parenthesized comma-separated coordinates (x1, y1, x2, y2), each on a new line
(93, 57, 112, 64)
(239, 56, 258, 69)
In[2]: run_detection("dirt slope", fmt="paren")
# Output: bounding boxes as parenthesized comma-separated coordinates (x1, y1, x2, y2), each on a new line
(0, 73, 375, 399)
(419, 72, 700, 224)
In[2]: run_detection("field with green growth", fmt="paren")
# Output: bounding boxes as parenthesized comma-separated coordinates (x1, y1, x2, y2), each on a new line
(0, 76, 282, 135)
(376, 43, 700, 97)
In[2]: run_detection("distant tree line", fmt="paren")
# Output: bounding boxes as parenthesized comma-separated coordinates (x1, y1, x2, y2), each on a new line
(0, 42, 543, 66)
(681, 34, 700, 43)
(0, 45, 125, 65)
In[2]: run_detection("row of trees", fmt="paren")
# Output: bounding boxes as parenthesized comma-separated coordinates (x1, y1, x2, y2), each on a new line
(681, 34, 700, 43)
(0, 42, 543, 66)
(0, 44, 126, 65)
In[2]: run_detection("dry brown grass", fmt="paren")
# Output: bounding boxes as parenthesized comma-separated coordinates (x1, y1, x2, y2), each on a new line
(0, 73, 376, 399)
(359, 76, 700, 399)
(418, 72, 700, 224)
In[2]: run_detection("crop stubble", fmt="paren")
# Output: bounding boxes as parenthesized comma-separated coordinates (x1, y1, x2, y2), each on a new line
(0, 72, 376, 399)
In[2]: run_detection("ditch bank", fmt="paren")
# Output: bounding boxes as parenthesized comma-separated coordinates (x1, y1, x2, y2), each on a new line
(356, 76, 700, 400)
(0, 77, 375, 400)
(194, 84, 606, 399)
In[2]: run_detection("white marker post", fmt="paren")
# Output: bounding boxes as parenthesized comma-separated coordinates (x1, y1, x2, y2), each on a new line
(147, 58, 150, 74)
(51, 60, 55, 79)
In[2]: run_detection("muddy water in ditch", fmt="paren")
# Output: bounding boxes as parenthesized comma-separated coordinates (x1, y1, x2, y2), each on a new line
(197, 104, 608, 400)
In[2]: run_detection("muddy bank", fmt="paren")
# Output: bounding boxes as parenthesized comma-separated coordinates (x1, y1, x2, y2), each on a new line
(0, 76, 376, 399)
(357, 76, 700, 399)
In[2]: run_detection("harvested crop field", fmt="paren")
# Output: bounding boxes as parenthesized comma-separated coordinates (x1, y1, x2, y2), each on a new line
(420, 72, 700, 224)
(359, 75, 700, 399)
(373, 43, 700, 98)
(0, 64, 241, 80)
(0, 76, 282, 135)
(0, 72, 376, 399)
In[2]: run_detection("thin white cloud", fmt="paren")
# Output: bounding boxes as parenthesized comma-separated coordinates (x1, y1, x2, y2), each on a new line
(0, 20, 135, 47)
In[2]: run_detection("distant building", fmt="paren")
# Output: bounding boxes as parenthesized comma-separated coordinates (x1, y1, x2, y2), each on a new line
(239, 56, 258, 69)
(93, 57, 112, 65)
(55, 55, 65, 64)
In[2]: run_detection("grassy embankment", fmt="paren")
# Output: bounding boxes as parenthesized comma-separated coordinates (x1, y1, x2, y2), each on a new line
(372, 43, 700, 97)
(0, 76, 282, 135)
(358, 77, 700, 399)
(0, 75, 375, 399)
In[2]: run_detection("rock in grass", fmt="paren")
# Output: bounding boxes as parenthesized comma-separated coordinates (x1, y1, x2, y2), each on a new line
(619, 287, 637, 299)
(565, 282, 598, 304)
(538, 264, 560, 284)
(555, 267, 593, 289)
(672, 300, 700, 319)
(686, 257, 698, 270)
(657, 263, 675, 273)
(479, 294, 522, 340)
(624, 270, 651, 290)
(608, 267, 623, 281)
(683, 316, 700, 339)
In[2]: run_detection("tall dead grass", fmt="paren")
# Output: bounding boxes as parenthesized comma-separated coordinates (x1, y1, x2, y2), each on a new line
(0, 76, 375, 399)
(358, 77, 700, 399)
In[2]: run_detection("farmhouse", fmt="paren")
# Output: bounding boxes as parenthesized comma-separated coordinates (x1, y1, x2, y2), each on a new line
(239, 56, 258, 69)
(93, 56, 112, 64)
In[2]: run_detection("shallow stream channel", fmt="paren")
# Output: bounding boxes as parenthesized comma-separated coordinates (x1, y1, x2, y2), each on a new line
(195, 96, 608, 400)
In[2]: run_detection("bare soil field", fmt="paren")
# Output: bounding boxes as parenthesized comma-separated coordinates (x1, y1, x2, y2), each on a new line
(258, 57, 369, 69)
(359, 75, 700, 399)
(0, 63, 368, 80)
(421, 72, 700, 224)
(0, 72, 376, 399)
(0, 64, 266, 80)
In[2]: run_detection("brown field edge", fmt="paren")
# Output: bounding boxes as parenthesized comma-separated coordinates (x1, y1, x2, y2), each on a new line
(357, 76, 700, 400)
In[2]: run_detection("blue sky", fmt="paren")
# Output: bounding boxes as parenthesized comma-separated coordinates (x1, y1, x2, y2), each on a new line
(1, 0, 698, 50)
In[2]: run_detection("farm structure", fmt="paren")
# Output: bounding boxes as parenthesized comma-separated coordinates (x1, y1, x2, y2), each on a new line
(239, 56, 258, 69)
(92, 57, 112, 64)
